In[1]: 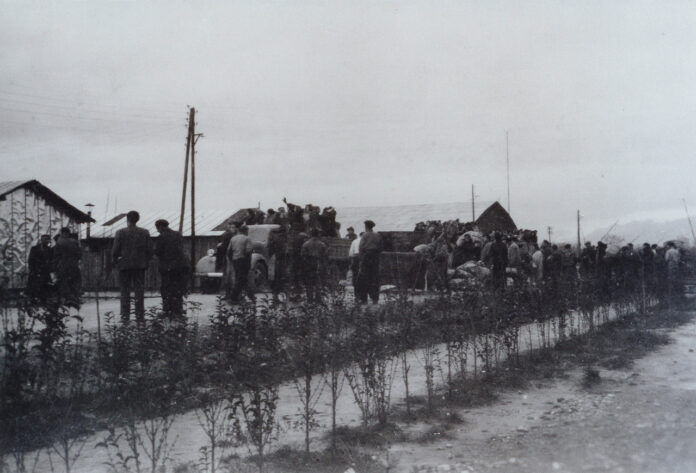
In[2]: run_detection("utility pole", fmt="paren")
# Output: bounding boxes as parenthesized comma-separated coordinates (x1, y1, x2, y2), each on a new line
(577, 210, 581, 257)
(177, 107, 203, 281)
(190, 112, 203, 282)
(682, 198, 696, 247)
(190, 108, 196, 282)
(547, 226, 552, 243)
(179, 108, 195, 233)
(471, 184, 476, 222)
(506, 131, 510, 214)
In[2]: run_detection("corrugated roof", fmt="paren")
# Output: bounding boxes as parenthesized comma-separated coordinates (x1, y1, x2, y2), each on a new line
(0, 180, 94, 223)
(91, 209, 231, 238)
(95, 201, 500, 238)
(336, 201, 494, 234)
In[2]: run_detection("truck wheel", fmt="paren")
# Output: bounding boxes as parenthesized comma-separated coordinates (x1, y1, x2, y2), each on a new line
(250, 261, 268, 292)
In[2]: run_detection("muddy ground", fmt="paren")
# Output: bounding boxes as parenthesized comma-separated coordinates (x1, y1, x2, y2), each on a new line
(389, 309, 696, 473)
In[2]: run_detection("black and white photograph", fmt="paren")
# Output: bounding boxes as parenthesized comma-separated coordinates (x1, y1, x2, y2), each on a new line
(2, 2, 696, 472)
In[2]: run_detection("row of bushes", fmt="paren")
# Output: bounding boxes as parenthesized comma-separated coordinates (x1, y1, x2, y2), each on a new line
(0, 267, 673, 472)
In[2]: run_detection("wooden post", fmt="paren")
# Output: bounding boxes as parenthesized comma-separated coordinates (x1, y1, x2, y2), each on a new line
(471, 184, 475, 222)
(506, 131, 510, 214)
(190, 108, 197, 283)
(577, 210, 581, 257)
(179, 108, 195, 233)
(682, 199, 696, 247)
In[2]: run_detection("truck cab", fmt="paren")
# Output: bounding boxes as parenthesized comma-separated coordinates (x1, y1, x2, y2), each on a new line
(246, 224, 281, 289)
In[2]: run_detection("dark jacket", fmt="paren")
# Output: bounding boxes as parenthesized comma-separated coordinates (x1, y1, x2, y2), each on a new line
(301, 237, 328, 276)
(155, 228, 189, 271)
(54, 236, 81, 273)
(112, 226, 152, 271)
(489, 241, 508, 271)
(301, 237, 328, 259)
(28, 243, 53, 287)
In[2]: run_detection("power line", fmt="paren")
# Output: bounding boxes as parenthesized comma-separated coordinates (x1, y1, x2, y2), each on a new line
(0, 95, 182, 123)
(0, 83, 184, 113)
(0, 105, 181, 126)
(0, 117, 180, 136)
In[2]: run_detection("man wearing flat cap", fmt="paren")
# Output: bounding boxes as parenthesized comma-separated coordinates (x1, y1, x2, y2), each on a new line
(155, 219, 189, 319)
(357, 220, 383, 304)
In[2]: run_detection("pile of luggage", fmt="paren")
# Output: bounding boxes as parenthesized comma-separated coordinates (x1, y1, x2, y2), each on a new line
(448, 260, 491, 288)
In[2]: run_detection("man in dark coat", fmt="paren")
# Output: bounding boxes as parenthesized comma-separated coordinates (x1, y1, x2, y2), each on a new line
(580, 241, 596, 277)
(27, 234, 54, 303)
(112, 211, 152, 322)
(216, 223, 235, 272)
(357, 220, 383, 304)
(268, 225, 288, 301)
(155, 219, 189, 320)
(641, 243, 655, 296)
(54, 227, 81, 308)
(287, 229, 308, 300)
(488, 232, 508, 291)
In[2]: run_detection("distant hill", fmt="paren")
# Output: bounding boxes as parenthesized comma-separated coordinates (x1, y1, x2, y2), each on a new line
(586, 218, 695, 245)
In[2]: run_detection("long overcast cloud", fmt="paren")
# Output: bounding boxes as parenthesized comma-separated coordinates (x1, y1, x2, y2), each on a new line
(1, 1, 695, 240)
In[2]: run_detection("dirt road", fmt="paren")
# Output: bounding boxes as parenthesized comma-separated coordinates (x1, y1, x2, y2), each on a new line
(392, 312, 696, 473)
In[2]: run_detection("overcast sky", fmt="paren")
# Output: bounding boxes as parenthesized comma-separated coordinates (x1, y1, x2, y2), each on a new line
(1, 1, 695, 240)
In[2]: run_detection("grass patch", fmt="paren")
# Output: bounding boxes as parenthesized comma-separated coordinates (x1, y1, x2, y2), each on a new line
(328, 422, 407, 448)
(581, 366, 601, 388)
(256, 445, 384, 473)
(411, 419, 460, 444)
(552, 312, 676, 371)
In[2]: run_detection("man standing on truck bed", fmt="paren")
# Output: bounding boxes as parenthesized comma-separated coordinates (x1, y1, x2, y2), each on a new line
(227, 225, 255, 304)
(357, 220, 383, 304)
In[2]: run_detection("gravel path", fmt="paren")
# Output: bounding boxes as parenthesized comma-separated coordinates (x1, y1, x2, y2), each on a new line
(396, 311, 696, 473)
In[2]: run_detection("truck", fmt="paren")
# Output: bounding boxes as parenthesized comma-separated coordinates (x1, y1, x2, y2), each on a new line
(195, 224, 351, 292)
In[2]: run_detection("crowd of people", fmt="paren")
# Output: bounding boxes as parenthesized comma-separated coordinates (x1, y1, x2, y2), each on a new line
(214, 199, 384, 305)
(230, 198, 341, 237)
(415, 224, 690, 306)
(25, 206, 691, 320)
(211, 199, 346, 303)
